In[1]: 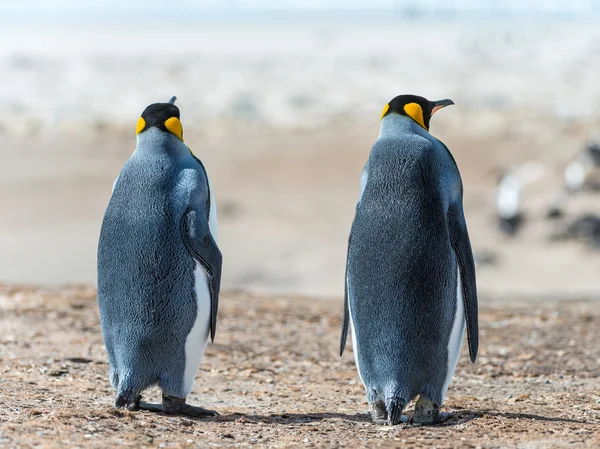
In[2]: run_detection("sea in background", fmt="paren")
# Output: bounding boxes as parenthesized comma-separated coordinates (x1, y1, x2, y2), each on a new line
(1, 1, 599, 297)
(1, 2, 600, 136)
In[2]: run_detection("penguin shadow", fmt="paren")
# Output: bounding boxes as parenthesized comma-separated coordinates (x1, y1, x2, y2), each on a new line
(130, 408, 589, 427)
(475, 409, 591, 425)
(168, 411, 372, 425)
(370, 409, 591, 427)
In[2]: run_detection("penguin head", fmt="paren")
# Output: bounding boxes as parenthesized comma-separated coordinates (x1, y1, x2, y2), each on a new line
(135, 96, 184, 142)
(380, 94, 454, 131)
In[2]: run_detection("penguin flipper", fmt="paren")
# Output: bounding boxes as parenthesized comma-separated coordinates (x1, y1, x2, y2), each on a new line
(339, 223, 354, 356)
(340, 265, 350, 356)
(181, 206, 223, 343)
(447, 203, 479, 362)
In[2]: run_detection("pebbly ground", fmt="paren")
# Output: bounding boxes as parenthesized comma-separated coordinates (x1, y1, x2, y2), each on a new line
(1, 284, 599, 448)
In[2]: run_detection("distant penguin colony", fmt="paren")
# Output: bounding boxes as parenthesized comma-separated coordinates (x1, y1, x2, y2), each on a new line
(97, 94, 479, 425)
(499, 136, 600, 245)
(340, 95, 478, 425)
(97, 97, 222, 416)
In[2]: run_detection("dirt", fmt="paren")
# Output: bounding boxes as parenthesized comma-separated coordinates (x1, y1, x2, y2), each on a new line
(1, 284, 599, 448)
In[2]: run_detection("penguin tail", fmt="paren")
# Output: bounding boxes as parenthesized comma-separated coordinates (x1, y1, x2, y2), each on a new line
(385, 395, 408, 425)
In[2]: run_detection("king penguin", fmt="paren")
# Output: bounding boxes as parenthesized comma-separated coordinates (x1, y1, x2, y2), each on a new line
(340, 94, 478, 425)
(97, 96, 222, 417)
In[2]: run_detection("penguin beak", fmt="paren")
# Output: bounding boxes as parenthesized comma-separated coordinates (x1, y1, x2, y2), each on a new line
(431, 99, 455, 116)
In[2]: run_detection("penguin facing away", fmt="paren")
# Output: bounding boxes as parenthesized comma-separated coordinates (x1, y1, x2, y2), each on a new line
(97, 96, 222, 416)
(340, 94, 478, 425)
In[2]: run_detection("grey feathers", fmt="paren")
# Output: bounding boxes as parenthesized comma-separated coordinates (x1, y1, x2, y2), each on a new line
(98, 127, 221, 402)
(341, 113, 478, 413)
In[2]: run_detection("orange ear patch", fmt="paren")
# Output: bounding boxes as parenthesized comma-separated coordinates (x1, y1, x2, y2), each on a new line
(135, 117, 146, 135)
(164, 117, 184, 141)
(380, 103, 390, 120)
(403, 102, 427, 130)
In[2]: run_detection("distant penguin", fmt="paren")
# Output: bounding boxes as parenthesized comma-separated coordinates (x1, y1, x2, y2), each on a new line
(340, 95, 478, 425)
(97, 97, 222, 416)
(551, 213, 600, 249)
(564, 139, 600, 193)
(495, 162, 545, 235)
(496, 171, 523, 235)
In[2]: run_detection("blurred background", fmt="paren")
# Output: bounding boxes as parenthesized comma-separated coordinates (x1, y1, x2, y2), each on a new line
(1, 0, 599, 299)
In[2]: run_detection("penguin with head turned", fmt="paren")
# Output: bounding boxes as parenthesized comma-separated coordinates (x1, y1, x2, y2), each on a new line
(340, 94, 478, 425)
(97, 97, 222, 416)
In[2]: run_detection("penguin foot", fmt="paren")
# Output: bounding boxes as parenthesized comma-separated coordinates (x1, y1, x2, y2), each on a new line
(371, 400, 388, 424)
(385, 397, 407, 426)
(138, 401, 165, 413)
(176, 403, 220, 418)
(164, 395, 219, 417)
(138, 395, 219, 417)
(413, 396, 450, 424)
(126, 397, 141, 411)
(115, 392, 141, 411)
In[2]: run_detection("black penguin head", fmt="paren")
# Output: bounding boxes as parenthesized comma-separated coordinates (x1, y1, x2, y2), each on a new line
(136, 97, 183, 141)
(380, 94, 454, 131)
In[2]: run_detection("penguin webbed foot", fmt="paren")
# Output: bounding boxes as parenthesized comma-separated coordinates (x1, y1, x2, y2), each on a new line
(138, 400, 164, 413)
(138, 395, 219, 417)
(370, 400, 388, 424)
(413, 396, 451, 425)
(385, 397, 409, 425)
(115, 392, 141, 411)
(412, 411, 452, 425)
(176, 403, 219, 418)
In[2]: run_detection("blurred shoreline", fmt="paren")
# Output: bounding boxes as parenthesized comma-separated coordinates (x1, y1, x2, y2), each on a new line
(1, 21, 600, 136)
(1, 19, 599, 297)
(2, 125, 599, 298)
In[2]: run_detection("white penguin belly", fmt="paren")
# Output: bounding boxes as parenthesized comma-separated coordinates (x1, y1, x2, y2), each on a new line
(441, 265, 465, 401)
(182, 265, 211, 395)
(182, 180, 218, 396)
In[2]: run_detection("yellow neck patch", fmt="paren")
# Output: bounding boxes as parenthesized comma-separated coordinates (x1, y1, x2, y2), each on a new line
(380, 103, 390, 120)
(164, 117, 184, 141)
(403, 102, 427, 130)
(135, 117, 146, 135)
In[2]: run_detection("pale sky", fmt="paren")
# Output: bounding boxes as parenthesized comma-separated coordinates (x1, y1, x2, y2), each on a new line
(1, 0, 598, 17)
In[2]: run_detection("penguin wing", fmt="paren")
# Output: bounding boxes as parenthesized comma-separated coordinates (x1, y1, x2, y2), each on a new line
(339, 219, 354, 356)
(340, 161, 369, 357)
(181, 206, 223, 343)
(447, 202, 479, 362)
